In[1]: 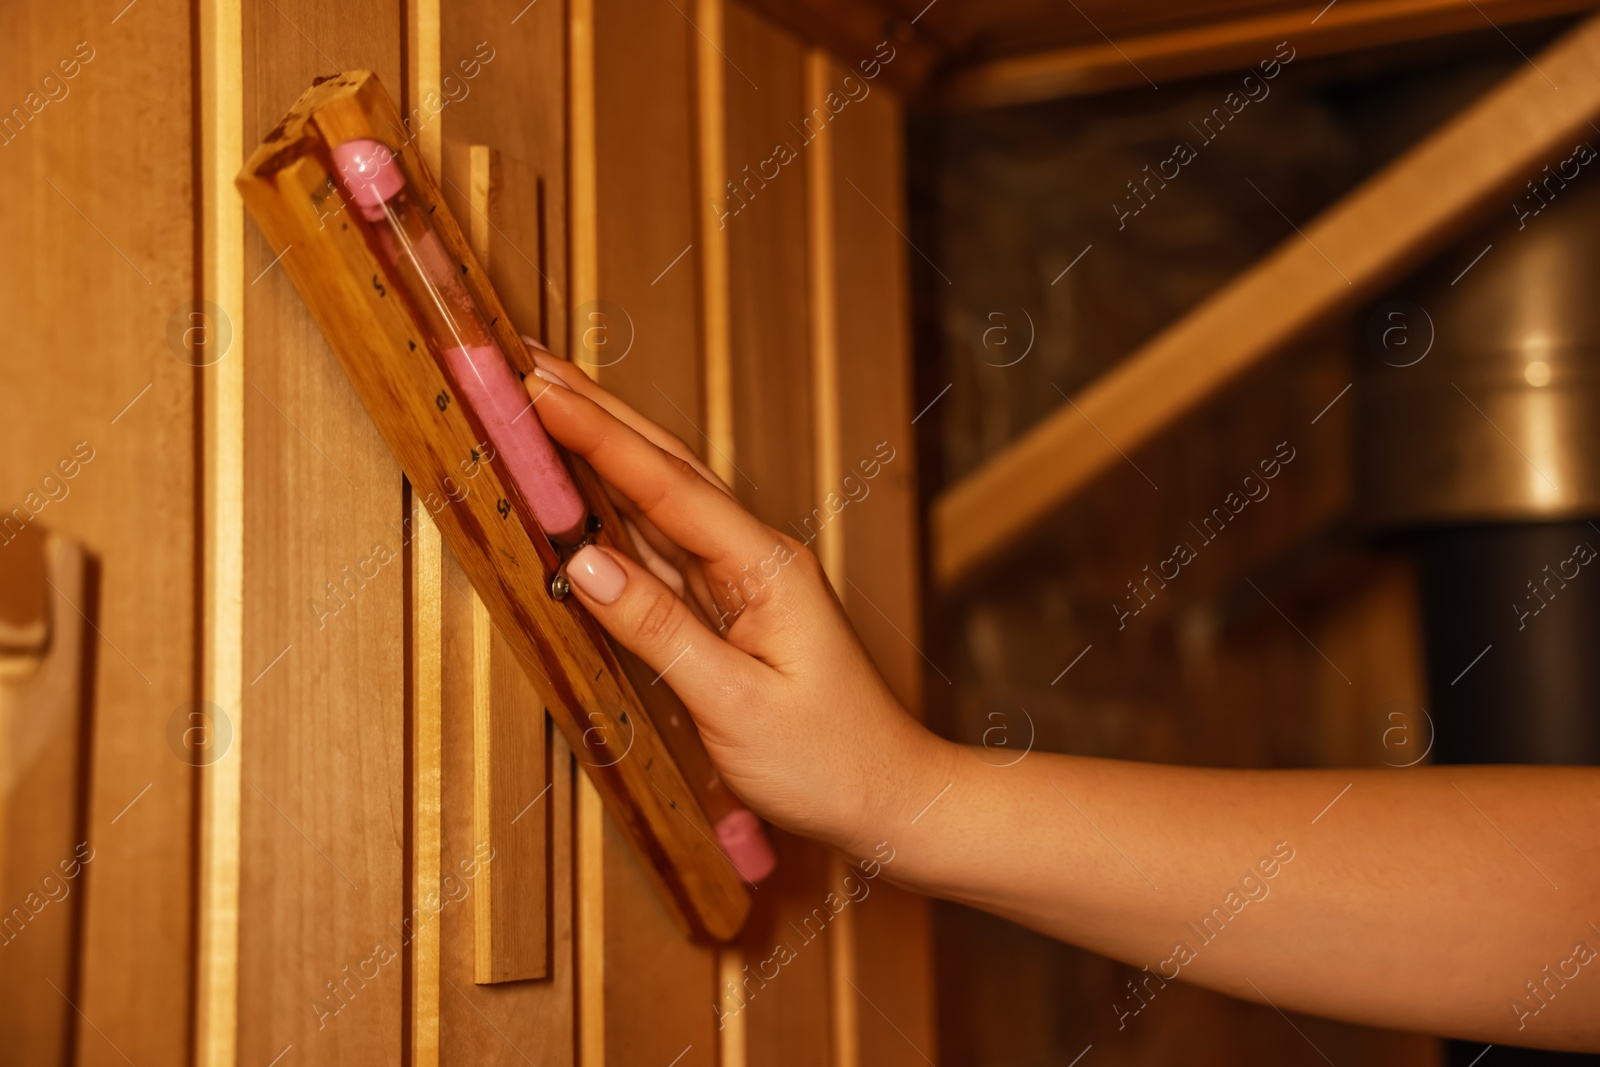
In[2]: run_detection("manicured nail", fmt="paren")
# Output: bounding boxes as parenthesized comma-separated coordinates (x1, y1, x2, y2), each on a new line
(567, 546, 626, 604)
(532, 365, 570, 390)
(520, 334, 552, 356)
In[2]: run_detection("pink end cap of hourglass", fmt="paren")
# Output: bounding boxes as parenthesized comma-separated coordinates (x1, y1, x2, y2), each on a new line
(714, 809, 777, 884)
(332, 138, 404, 219)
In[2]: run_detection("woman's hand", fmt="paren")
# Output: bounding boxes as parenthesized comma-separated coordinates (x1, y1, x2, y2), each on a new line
(523, 344, 945, 856)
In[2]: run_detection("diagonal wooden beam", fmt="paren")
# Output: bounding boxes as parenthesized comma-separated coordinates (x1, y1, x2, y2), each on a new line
(932, 12, 1600, 589)
(942, 0, 1600, 111)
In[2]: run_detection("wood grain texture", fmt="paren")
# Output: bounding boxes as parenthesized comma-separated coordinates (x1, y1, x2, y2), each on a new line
(586, 0, 719, 1060)
(591, 0, 706, 440)
(435, 0, 578, 1057)
(0, 535, 90, 1065)
(725, 2, 815, 529)
(439, 544, 575, 1067)
(932, 11, 1600, 588)
(238, 6, 407, 1062)
(697, 0, 736, 483)
(0, 3, 199, 1063)
(943, 0, 1600, 110)
(196, 0, 246, 1060)
(410, 502, 444, 1064)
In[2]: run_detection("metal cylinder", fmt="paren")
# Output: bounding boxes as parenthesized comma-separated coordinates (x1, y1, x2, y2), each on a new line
(1358, 177, 1600, 529)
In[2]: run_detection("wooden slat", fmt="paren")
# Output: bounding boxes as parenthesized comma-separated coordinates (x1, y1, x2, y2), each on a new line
(829, 63, 939, 1067)
(933, 11, 1600, 588)
(587, 0, 719, 1061)
(722, 12, 832, 1067)
(196, 0, 246, 1063)
(237, 7, 407, 1061)
(447, 143, 552, 987)
(438, 544, 575, 1066)
(409, 502, 444, 1065)
(698, 0, 735, 484)
(943, 0, 1600, 111)
(407, 4, 444, 1061)
(435, 0, 578, 1058)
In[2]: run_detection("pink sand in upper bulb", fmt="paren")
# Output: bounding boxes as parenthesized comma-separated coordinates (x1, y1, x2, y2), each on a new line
(442, 343, 588, 542)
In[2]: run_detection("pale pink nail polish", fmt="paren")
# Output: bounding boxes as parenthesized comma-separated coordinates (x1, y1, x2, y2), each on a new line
(567, 546, 627, 604)
(532, 366, 570, 390)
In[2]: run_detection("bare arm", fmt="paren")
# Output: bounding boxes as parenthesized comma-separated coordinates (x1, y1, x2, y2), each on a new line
(524, 348, 1600, 1052)
(870, 744, 1600, 1050)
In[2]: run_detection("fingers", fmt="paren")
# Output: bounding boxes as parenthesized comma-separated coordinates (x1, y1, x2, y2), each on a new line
(563, 544, 761, 708)
(528, 367, 778, 568)
(521, 338, 733, 496)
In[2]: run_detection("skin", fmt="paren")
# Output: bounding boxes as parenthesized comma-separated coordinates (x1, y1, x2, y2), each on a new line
(523, 347, 1600, 1052)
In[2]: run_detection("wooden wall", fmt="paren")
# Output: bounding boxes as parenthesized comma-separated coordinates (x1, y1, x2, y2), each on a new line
(0, 0, 933, 1064)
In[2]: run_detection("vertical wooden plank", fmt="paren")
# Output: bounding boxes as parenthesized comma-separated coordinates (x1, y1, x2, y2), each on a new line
(435, 0, 576, 1058)
(197, 0, 246, 1060)
(566, 3, 610, 1064)
(724, 4, 814, 525)
(438, 547, 575, 1067)
(829, 71, 938, 1067)
(0, 2, 198, 1063)
(694, 9, 745, 1061)
(721, 10, 834, 1067)
(410, 504, 444, 1067)
(697, 0, 735, 484)
(801, 53, 861, 1067)
(584, 0, 719, 1061)
(591, 0, 706, 436)
(406, 7, 445, 1063)
(448, 143, 552, 987)
(238, 3, 406, 1063)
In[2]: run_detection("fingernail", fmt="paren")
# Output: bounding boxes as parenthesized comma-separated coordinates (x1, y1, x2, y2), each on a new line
(532, 365, 570, 391)
(520, 334, 552, 357)
(526, 345, 564, 373)
(567, 546, 626, 604)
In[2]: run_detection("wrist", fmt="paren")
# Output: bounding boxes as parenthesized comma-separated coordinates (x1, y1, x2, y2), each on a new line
(838, 714, 962, 862)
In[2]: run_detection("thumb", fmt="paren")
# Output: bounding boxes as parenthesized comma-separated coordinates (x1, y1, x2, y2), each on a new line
(564, 544, 757, 712)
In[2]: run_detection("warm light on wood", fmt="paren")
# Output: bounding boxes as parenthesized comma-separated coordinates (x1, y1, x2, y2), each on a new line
(934, 12, 1600, 588)
(943, 0, 1600, 111)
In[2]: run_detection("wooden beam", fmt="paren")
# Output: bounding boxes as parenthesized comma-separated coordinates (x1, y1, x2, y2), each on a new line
(942, 0, 1600, 111)
(932, 12, 1600, 588)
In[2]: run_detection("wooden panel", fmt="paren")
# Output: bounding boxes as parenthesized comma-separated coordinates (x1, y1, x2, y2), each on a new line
(592, 0, 706, 437)
(725, 3, 815, 528)
(238, 2, 407, 1063)
(471, 613, 551, 981)
(586, 0, 717, 1063)
(723, 12, 833, 1067)
(829, 75, 939, 1067)
(0, 534, 90, 1064)
(0, 3, 198, 1063)
(196, 0, 246, 1060)
(438, 544, 575, 1067)
(932, 11, 1600, 587)
(943, 0, 1600, 110)
(442, 0, 568, 354)
(435, 0, 576, 1060)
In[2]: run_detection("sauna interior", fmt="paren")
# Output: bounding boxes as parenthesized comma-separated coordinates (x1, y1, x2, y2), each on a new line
(2, 0, 1598, 1065)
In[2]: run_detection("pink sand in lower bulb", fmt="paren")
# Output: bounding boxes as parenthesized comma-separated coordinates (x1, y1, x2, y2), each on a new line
(442, 344, 588, 543)
(715, 809, 777, 884)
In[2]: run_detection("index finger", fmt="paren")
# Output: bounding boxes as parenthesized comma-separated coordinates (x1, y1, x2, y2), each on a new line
(529, 370, 778, 567)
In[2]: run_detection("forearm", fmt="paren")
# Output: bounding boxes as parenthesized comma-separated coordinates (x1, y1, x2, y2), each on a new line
(861, 737, 1600, 1049)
